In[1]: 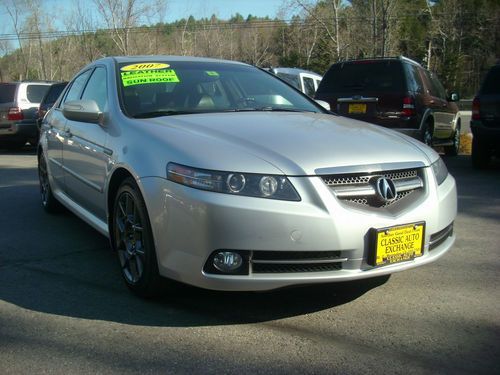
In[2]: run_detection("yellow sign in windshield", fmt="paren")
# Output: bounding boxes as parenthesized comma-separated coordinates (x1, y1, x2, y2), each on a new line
(121, 69, 180, 87)
(121, 63, 170, 71)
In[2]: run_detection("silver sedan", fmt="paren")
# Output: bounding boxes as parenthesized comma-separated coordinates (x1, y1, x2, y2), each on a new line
(38, 56, 457, 297)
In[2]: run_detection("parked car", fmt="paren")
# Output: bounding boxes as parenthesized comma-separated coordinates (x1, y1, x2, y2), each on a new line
(38, 56, 456, 297)
(471, 64, 500, 168)
(266, 67, 322, 97)
(315, 56, 462, 155)
(35, 82, 68, 130)
(0, 81, 53, 149)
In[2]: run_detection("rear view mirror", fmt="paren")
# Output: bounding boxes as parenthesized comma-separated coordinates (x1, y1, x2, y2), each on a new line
(63, 100, 103, 124)
(449, 92, 459, 102)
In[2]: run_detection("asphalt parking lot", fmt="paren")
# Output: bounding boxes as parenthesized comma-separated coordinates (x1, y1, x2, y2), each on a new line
(0, 147, 499, 375)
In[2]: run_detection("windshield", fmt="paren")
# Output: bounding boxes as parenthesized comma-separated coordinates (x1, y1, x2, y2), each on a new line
(117, 61, 321, 118)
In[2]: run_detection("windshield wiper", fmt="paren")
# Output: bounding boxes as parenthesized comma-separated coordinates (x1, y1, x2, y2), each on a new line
(223, 107, 315, 113)
(133, 110, 196, 118)
(257, 107, 315, 113)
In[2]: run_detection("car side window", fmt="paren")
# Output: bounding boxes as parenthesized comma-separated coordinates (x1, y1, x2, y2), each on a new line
(431, 75, 447, 100)
(405, 64, 424, 94)
(63, 69, 93, 105)
(303, 77, 316, 97)
(81, 67, 108, 111)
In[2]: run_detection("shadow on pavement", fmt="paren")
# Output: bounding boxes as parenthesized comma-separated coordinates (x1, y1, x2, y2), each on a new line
(0, 165, 389, 327)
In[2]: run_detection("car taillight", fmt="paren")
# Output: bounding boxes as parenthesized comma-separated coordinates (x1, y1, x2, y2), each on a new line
(402, 96, 416, 117)
(7, 107, 23, 121)
(472, 97, 480, 120)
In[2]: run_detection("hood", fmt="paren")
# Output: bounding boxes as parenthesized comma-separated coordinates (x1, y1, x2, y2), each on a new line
(142, 112, 431, 175)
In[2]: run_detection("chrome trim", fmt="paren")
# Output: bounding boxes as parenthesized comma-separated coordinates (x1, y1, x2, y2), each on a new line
(394, 177, 423, 192)
(315, 161, 426, 175)
(329, 176, 422, 197)
(429, 224, 453, 248)
(337, 96, 379, 103)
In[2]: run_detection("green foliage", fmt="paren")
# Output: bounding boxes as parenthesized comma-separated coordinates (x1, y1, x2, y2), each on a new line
(0, 0, 497, 95)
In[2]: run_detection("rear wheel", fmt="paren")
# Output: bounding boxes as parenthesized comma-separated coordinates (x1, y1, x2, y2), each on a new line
(422, 122, 433, 147)
(471, 136, 490, 169)
(444, 124, 461, 156)
(112, 178, 163, 298)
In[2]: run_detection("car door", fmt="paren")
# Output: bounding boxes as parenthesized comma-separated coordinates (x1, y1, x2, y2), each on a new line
(430, 75, 457, 139)
(422, 70, 452, 138)
(46, 70, 92, 191)
(62, 66, 110, 222)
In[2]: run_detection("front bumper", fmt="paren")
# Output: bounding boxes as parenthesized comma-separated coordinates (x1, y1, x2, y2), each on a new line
(140, 167, 457, 291)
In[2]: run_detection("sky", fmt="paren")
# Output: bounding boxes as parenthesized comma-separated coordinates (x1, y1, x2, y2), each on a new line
(163, 0, 287, 21)
(0, 0, 289, 35)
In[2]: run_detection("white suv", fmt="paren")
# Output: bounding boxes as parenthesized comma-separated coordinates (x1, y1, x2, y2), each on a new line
(0, 81, 53, 149)
(267, 67, 322, 97)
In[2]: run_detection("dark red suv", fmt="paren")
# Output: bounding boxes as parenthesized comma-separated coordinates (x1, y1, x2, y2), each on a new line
(315, 56, 461, 155)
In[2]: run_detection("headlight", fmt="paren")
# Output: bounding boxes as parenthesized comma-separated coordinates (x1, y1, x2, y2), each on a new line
(431, 157, 448, 185)
(167, 163, 301, 201)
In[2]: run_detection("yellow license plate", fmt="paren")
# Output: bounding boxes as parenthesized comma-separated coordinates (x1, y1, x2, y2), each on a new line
(348, 103, 367, 114)
(370, 222, 425, 266)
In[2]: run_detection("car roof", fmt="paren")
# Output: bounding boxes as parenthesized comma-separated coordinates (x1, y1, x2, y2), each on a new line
(269, 67, 322, 78)
(102, 55, 250, 67)
(334, 56, 423, 69)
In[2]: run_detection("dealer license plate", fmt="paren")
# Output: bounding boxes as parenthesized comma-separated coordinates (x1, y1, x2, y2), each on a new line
(370, 222, 425, 266)
(348, 103, 367, 114)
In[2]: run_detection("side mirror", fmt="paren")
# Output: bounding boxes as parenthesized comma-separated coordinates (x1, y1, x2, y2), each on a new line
(63, 100, 103, 124)
(449, 92, 459, 102)
(315, 100, 331, 111)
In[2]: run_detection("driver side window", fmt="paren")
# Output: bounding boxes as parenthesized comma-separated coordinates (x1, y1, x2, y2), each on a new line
(81, 67, 108, 111)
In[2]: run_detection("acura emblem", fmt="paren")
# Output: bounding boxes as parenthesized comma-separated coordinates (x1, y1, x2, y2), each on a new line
(375, 177, 397, 203)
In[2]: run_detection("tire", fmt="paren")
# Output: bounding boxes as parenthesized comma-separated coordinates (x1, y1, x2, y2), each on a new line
(471, 136, 490, 169)
(444, 124, 460, 156)
(38, 152, 63, 213)
(112, 177, 163, 298)
(421, 122, 433, 147)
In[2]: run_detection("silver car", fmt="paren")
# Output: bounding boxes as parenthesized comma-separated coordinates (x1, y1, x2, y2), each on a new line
(38, 56, 457, 297)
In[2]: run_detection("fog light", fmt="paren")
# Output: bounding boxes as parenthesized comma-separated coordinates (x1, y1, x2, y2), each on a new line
(213, 251, 243, 273)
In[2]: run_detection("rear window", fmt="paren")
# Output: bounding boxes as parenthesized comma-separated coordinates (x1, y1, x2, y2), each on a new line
(318, 61, 406, 94)
(26, 84, 50, 103)
(0, 84, 16, 103)
(481, 66, 500, 95)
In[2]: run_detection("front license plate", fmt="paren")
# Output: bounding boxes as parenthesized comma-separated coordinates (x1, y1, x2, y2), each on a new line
(369, 222, 425, 266)
(348, 103, 367, 114)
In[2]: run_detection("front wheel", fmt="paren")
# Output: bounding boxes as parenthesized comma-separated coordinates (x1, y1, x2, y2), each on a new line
(112, 178, 163, 297)
(38, 152, 63, 213)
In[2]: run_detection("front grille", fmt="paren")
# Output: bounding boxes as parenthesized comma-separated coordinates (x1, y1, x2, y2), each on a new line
(251, 250, 346, 274)
(321, 168, 423, 208)
(252, 262, 342, 273)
